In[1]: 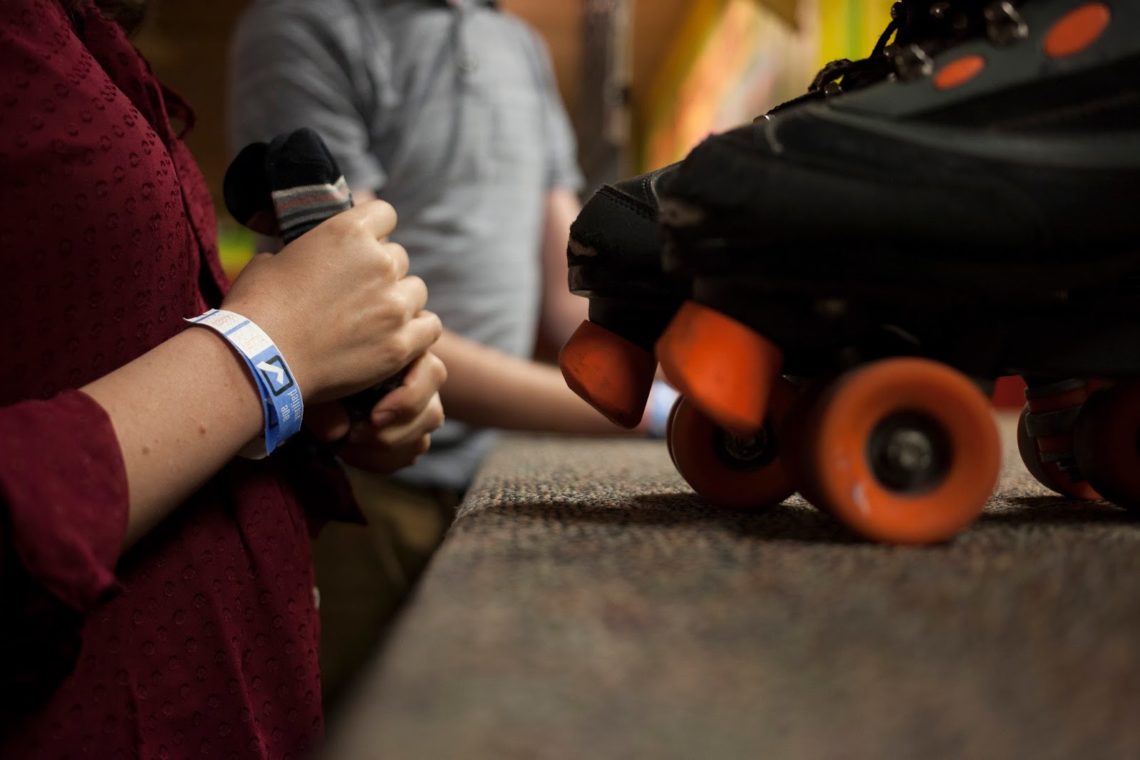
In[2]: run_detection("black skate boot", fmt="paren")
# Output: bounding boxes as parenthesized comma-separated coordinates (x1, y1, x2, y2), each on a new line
(560, 0, 996, 429)
(559, 164, 687, 428)
(653, 0, 1140, 543)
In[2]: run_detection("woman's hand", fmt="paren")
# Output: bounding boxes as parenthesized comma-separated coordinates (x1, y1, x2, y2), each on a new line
(221, 200, 442, 403)
(306, 352, 448, 473)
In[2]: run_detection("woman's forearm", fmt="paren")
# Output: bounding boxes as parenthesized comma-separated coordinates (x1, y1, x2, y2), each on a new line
(79, 199, 438, 552)
(82, 327, 264, 549)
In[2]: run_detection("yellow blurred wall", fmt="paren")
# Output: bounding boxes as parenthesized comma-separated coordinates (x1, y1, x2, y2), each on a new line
(818, 0, 892, 66)
(637, 0, 896, 170)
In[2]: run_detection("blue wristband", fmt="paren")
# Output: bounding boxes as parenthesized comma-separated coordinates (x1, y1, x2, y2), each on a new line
(187, 309, 304, 458)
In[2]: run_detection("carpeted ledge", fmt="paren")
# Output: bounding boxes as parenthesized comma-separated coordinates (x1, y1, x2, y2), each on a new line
(325, 414, 1140, 760)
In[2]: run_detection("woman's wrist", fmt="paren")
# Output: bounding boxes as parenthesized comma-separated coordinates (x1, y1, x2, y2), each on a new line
(169, 327, 266, 444)
(186, 309, 305, 456)
(80, 323, 270, 547)
(219, 293, 316, 398)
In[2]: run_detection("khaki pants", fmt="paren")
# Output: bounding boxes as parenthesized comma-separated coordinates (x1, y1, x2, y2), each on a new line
(312, 467, 460, 705)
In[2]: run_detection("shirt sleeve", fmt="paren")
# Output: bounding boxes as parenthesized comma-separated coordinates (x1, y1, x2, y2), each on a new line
(228, 3, 387, 192)
(0, 392, 129, 612)
(524, 27, 585, 194)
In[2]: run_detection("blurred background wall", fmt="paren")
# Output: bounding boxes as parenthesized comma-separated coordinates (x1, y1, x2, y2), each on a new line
(134, 0, 892, 214)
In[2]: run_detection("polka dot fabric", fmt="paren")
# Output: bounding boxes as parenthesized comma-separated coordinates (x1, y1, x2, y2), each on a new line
(0, 2, 335, 756)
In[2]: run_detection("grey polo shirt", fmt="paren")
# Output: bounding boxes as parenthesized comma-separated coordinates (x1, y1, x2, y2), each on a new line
(230, 0, 583, 491)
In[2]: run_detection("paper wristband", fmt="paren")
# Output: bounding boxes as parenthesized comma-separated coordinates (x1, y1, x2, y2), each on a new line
(186, 309, 303, 457)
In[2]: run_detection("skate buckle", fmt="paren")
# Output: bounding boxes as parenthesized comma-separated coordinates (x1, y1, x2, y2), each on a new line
(888, 44, 935, 81)
(985, 1, 1029, 45)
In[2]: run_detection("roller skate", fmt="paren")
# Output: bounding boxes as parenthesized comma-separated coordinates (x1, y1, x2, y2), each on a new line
(654, 0, 1140, 543)
(559, 0, 998, 429)
(559, 164, 688, 428)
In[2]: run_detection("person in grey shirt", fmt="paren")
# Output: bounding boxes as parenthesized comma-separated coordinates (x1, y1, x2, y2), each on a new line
(230, 0, 630, 493)
(229, 0, 644, 696)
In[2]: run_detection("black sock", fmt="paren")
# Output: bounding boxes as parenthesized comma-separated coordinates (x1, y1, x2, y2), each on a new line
(224, 127, 354, 242)
(265, 128, 354, 244)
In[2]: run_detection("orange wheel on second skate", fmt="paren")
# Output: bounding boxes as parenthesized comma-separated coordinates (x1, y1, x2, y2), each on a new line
(665, 394, 682, 469)
(1016, 406, 1099, 500)
(1073, 383, 1140, 509)
(669, 379, 798, 510)
(806, 358, 1001, 544)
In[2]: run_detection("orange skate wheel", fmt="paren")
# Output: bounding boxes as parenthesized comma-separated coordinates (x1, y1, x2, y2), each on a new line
(665, 394, 682, 469)
(1016, 406, 1099, 500)
(655, 301, 783, 437)
(669, 379, 797, 509)
(784, 382, 839, 515)
(560, 320, 657, 429)
(806, 358, 1001, 544)
(1073, 383, 1140, 509)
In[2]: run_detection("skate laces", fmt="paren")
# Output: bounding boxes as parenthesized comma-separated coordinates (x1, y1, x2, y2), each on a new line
(789, 1, 1026, 106)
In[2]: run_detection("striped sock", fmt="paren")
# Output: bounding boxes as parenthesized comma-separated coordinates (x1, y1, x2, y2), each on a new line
(265, 128, 355, 244)
(224, 127, 355, 242)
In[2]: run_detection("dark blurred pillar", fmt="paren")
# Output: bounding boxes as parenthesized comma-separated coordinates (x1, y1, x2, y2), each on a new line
(576, 0, 633, 194)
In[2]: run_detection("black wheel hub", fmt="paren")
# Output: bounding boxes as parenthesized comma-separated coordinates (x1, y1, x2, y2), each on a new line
(716, 424, 778, 471)
(867, 411, 952, 494)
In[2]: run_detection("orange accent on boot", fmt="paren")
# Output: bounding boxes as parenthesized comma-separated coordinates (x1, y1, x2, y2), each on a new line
(933, 55, 986, 90)
(559, 320, 657, 429)
(1044, 3, 1111, 58)
(654, 301, 783, 436)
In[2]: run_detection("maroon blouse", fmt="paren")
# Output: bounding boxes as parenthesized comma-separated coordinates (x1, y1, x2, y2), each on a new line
(0, 2, 354, 756)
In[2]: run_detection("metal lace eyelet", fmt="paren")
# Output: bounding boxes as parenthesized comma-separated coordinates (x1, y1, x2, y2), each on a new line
(985, 1, 1029, 45)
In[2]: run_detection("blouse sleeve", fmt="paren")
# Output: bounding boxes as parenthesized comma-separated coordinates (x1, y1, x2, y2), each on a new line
(0, 391, 128, 612)
(0, 391, 128, 706)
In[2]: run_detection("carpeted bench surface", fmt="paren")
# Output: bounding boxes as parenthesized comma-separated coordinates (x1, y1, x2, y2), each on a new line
(325, 414, 1140, 759)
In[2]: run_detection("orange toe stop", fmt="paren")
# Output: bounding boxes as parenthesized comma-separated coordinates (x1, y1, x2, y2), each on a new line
(655, 301, 782, 436)
(559, 320, 657, 428)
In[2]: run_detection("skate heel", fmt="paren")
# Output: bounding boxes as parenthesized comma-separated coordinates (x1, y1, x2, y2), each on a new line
(655, 301, 782, 437)
(560, 320, 657, 429)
